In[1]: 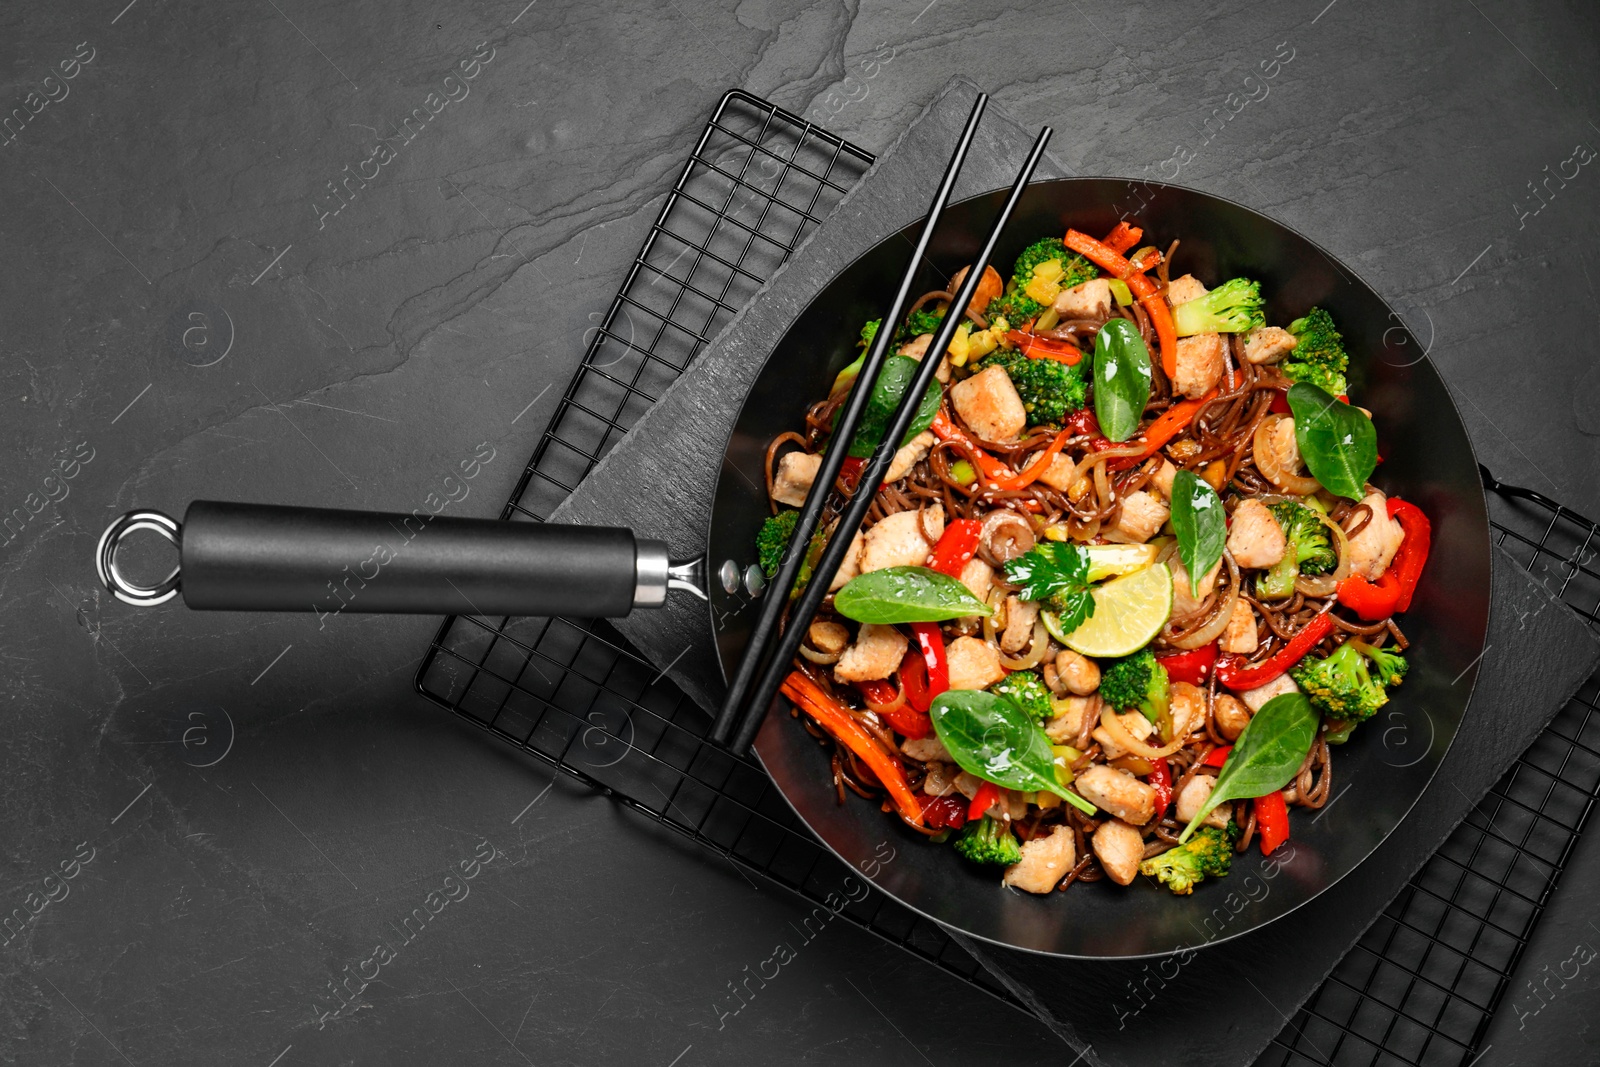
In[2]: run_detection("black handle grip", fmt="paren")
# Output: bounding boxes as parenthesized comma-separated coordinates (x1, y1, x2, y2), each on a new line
(179, 501, 645, 619)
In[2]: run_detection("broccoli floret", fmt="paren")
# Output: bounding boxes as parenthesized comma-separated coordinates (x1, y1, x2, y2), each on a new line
(985, 238, 1098, 325)
(1171, 277, 1266, 336)
(897, 307, 945, 342)
(1139, 820, 1239, 895)
(953, 815, 1023, 867)
(1290, 642, 1392, 723)
(1257, 501, 1337, 599)
(990, 671, 1053, 723)
(1097, 648, 1170, 726)
(1282, 307, 1349, 397)
(859, 319, 880, 348)
(1365, 643, 1409, 688)
(981, 351, 1089, 425)
(756, 511, 799, 578)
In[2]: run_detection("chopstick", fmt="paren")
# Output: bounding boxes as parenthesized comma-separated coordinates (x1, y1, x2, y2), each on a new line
(725, 124, 1055, 755)
(707, 93, 991, 747)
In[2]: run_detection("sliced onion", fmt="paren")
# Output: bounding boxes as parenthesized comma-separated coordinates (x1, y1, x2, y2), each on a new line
(799, 644, 842, 665)
(1253, 415, 1321, 495)
(999, 617, 1050, 670)
(861, 679, 908, 716)
(982, 586, 1006, 647)
(1166, 551, 1242, 649)
(1099, 704, 1187, 759)
(1320, 511, 1352, 584)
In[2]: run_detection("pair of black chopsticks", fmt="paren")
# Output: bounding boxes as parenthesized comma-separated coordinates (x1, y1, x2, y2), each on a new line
(710, 95, 1053, 754)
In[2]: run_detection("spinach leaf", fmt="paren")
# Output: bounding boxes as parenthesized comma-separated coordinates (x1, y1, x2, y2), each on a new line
(930, 690, 1096, 816)
(1002, 542, 1095, 634)
(1092, 318, 1152, 443)
(836, 355, 942, 459)
(833, 566, 991, 624)
(1170, 469, 1226, 594)
(1177, 692, 1319, 842)
(1286, 382, 1377, 501)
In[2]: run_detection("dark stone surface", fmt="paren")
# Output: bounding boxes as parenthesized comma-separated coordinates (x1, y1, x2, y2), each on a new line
(2, 1, 1597, 1064)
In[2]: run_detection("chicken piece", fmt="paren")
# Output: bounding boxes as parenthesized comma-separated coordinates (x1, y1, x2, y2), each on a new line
(1168, 681, 1207, 739)
(1054, 650, 1100, 696)
(949, 263, 1004, 320)
(1172, 331, 1226, 399)
(1219, 599, 1259, 655)
(1348, 490, 1406, 581)
(901, 736, 952, 763)
(1037, 452, 1081, 494)
(827, 529, 864, 592)
(1104, 490, 1170, 544)
(1168, 558, 1222, 619)
(1259, 416, 1304, 478)
(1075, 765, 1158, 825)
(1239, 672, 1299, 712)
(1227, 498, 1287, 569)
(1053, 278, 1113, 321)
(1149, 457, 1179, 499)
(1176, 774, 1233, 830)
(1002, 825, 1077, 894)
(770, 451, 820, 507)
(833, 624, 908, 684)
(950, 364, 1027, 442)
(1093, 709, 1155, 760)
(885, 430, 936, 482)
(952, 771, 983, 800)
(1000, 596, 1040, 653)
(1213, 693, 1252, 741)
(922, 761, 959, 796)
(807, 620, 849, 656)
(957, 557, 993, 604)
(1092, 819, 1145, 886)
(897, 334, 950, 383)
(859, 505, 945, 574)
(1165, 274, 1209, 307)
(1243, 325, 1297, 365)
(946, 636, 1006, 691)
(1045, 694, 1098, 743)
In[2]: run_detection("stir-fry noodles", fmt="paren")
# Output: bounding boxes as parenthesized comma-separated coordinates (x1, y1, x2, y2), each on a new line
(759, 221, 1431, 896)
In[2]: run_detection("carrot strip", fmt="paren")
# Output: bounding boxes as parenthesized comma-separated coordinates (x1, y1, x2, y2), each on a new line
(1102, 221, 1143, 255)
(781, 672, 925, 825)
(1127, 389, 1219, 461)
(990, 430, 1070, 491)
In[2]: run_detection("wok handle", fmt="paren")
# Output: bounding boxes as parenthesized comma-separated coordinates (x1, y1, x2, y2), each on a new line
(96, 501, 704, 618)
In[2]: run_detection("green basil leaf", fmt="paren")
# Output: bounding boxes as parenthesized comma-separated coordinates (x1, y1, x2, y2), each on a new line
(1178, 692, 1319, 841)
(930, 690, 1096, 815)
(837, 355, 942, 459)
(833, 566, 992, 624)
(1170, 469, 1226, 594)
(1092, 318, 1152, 443)
(1286, 382, 1377, 501)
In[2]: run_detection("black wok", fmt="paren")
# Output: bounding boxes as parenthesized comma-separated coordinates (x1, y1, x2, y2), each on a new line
(97, 177, 1490, 959)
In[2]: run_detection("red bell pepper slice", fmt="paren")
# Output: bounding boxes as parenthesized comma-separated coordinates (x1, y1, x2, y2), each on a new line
(931, 410, 1013, 484)
(782, 672, 925, 825)
(1006, 329, 1084, 366)
(908, 622, 949, 704)
(927, 519, 982, 577)
(1157, 643, 1218, 686)
(1269, 390, 1349, 415)
(1215, 613, 1335, 691)
(919, 794, 967, 831)
(967, 781, 1001, 822)
(1337, 498, 1431, 620)
(837, 456, 865, 493)
(858, 674, 932, 740)
(1255, 790, 1290, 855)
(1148, 758, 1173, 820)
(1202, 745, 1232, 768)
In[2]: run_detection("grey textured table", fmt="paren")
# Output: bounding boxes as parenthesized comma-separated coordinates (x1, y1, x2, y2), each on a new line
(2, 2, 1597, 1065)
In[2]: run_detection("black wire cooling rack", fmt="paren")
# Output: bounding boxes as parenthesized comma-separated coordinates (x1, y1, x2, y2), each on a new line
(415, 90, 1600, 1065)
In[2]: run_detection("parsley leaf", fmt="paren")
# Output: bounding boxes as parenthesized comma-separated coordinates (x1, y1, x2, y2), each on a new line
(1002, 542, 1095, 634)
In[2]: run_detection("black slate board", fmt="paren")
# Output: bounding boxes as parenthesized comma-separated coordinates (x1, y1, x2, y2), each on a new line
(552, 80, 1600, 1065)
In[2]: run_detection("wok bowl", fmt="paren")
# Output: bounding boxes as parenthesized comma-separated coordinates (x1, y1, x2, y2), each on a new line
(708, 177, 1491, 958)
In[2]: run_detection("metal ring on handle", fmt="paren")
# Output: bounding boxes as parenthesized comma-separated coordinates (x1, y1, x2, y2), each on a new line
(96, 510, 182, 607)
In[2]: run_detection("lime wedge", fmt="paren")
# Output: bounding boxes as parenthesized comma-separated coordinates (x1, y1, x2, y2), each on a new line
(1060, 563, 1174, 658)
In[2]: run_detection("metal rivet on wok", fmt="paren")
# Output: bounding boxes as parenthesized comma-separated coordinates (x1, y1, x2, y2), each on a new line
(718, 559, 740, 594)
(743, 564, 766, 598)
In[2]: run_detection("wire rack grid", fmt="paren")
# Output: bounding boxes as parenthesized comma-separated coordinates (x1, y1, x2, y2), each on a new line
(414, 90, 1600, 1064)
